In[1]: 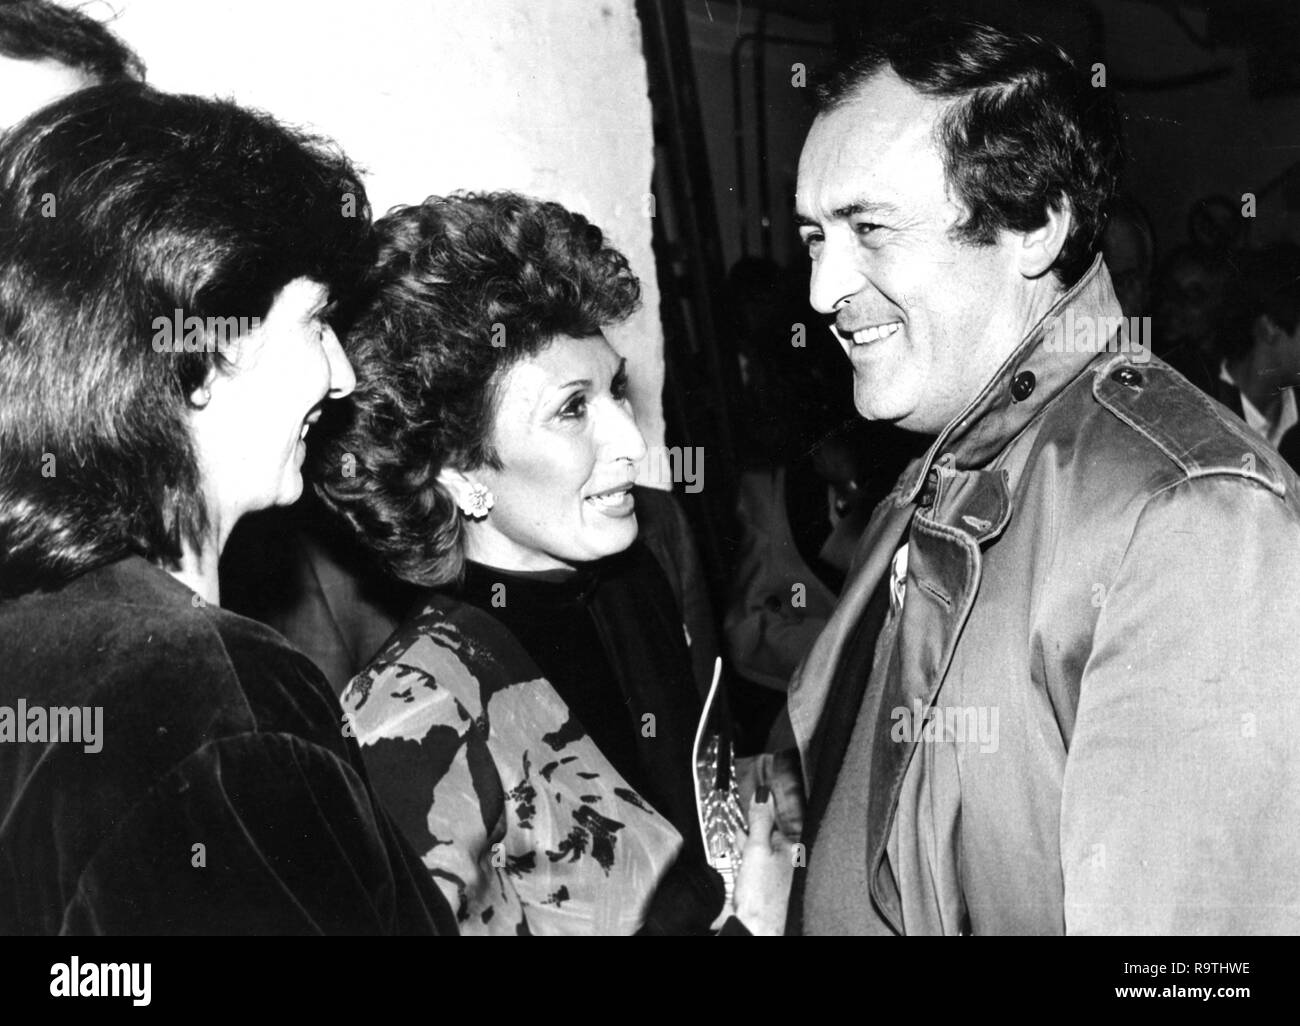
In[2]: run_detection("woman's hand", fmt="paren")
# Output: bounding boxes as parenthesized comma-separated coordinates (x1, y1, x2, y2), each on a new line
(730, 788, 797, 935)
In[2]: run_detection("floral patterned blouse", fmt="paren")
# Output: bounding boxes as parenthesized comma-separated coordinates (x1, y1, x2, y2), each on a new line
(342, 597, 685, 935)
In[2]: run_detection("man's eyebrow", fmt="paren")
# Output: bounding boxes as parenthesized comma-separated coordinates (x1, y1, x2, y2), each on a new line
(796, 199, 900, 226)
(835, 199, 899, 219)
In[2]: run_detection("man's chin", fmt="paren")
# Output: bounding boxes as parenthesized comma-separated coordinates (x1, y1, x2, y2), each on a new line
(853, 390, 944, 436)
(853, 385, 908, 423)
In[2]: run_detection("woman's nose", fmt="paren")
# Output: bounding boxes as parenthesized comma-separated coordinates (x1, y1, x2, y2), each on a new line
(605, 398, 647, 466)
(323, 327, 356, 398)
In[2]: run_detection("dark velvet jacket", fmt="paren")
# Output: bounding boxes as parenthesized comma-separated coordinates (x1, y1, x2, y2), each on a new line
(0, 556, 456, 935)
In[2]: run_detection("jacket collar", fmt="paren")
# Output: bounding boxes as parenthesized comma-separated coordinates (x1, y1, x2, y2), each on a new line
(897, 255, 1122, 505)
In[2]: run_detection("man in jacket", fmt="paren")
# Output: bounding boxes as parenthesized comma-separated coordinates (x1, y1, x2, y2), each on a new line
(784, 15, 1300, 934)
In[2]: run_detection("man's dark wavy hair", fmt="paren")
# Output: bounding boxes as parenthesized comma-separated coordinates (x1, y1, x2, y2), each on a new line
(0, 82, 372, 597)
(816, 15, 1124, 287)
(0, 0, 145, 82)
(312, 191, 641, 588)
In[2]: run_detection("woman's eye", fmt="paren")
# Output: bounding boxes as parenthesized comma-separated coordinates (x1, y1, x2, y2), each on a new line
(560, 395, 587, 419)
(855, 222, 883, 237)
(801, 232, 823, 252)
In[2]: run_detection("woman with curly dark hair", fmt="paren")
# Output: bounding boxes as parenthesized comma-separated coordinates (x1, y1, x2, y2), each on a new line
(313, 191, 784, 935)
(0, 84, 455, 935)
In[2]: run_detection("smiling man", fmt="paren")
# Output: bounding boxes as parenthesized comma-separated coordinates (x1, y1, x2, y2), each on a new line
(783, 16, 1300, 935)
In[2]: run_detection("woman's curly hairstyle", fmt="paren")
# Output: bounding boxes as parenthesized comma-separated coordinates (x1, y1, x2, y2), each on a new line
(312, 191, 641, 587)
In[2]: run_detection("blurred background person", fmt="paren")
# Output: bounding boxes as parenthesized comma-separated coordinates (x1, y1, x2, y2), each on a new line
(1102, 194, 1155, 320)
(722, 256, 923, 748)
(1153, 243, 1232, 396)
(1219, 242, 1300, 456)
(723, 258, 845, 708)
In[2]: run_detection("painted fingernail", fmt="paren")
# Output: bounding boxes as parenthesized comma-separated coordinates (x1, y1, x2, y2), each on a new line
(755, 785, 771, 803)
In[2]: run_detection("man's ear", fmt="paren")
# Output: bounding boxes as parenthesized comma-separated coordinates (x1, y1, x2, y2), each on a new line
(1017, 199, 1073, 280)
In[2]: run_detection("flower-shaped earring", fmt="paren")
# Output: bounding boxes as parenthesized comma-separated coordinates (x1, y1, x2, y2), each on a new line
(463, 483, 494, 518)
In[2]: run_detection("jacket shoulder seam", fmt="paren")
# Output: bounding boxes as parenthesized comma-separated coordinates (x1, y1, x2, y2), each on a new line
(1091, 359, 1286, 497)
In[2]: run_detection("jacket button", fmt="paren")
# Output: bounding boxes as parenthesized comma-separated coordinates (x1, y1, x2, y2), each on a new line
(1111, 366, 1143, 387)
(1010, 370, 1036, 402)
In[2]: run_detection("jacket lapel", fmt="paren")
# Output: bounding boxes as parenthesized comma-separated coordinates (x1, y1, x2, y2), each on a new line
(864, 466, 1011, 931)
(787, 484, 915, 791)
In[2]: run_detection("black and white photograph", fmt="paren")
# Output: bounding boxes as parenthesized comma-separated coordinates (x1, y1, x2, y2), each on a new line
(0, 0, 1294, 1007)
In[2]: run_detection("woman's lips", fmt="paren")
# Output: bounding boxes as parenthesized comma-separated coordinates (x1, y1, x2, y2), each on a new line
(299, 405, 324, 441)
(585, 484, 635, 516)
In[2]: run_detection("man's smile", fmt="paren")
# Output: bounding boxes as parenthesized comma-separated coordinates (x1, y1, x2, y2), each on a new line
(847, 321, 903, 346)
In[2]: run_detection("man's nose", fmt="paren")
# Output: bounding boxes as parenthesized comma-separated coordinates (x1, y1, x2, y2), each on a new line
(808, 234, 864, 316)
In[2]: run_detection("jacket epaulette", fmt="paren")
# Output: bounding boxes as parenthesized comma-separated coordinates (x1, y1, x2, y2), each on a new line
(1091, 352, 1289, 497)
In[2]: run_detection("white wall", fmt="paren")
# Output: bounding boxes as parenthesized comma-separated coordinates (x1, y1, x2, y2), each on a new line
(80, 0, 667, 452)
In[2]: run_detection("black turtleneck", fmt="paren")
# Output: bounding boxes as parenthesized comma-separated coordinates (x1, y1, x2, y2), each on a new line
(457, 559, 650, 804)
(455, 543, 724, 934)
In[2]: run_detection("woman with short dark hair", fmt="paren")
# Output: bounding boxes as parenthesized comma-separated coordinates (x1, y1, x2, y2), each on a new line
(0, 83, 455, 935)
(314, 191, 780, 934)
